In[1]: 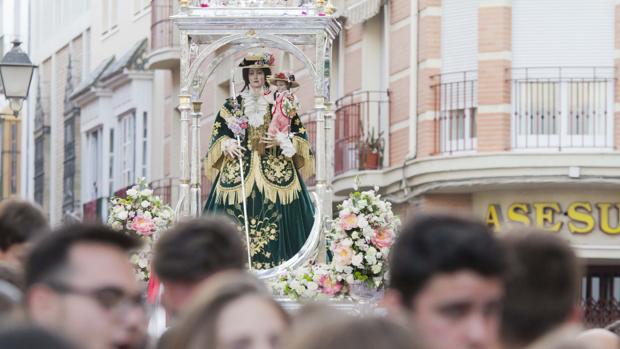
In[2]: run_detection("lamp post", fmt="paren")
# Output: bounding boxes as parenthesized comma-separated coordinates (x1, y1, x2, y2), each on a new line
(0, 40, 37, 117)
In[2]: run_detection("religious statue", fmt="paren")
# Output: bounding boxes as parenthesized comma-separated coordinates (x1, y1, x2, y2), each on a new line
(203, 52, 315, 269)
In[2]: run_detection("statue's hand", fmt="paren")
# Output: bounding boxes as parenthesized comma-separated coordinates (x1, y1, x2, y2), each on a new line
(260, 136, 277, 149)
(222, 138, 246, 158)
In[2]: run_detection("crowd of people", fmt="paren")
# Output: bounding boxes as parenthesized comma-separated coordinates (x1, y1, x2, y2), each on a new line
(0, 198, 619, 349)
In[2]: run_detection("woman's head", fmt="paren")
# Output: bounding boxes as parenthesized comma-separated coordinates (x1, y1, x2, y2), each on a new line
(168, 271, 289, 349)
(283, 307, 420, 349)
(242, 68, 272, 91)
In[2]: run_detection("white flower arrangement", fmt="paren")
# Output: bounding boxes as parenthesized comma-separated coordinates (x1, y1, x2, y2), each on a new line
(328, 185, 399, 290)
(272, 183, 399, 300)
(272, 262, 345, 300)
(107, 178, 175, 281)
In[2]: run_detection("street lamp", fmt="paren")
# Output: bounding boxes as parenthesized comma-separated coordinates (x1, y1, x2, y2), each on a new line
(0, 40, 37, 117)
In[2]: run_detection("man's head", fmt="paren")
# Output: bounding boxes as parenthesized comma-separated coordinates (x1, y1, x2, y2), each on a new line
(0, 199, 49, 267)
(153, 217, 245, 317)
(388, 214, 506, 349)
(501, 231, 582, 348)
(25, 224, 146, 349)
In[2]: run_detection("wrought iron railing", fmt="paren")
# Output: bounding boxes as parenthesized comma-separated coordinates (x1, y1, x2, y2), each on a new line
(432, 71, 478, 154)
(582, 298, 620, 328)
(190, 0, 315, 7)
(511, 67, 615, 150)
(151, 0, 179, 52)
(334, 90, 389, 176)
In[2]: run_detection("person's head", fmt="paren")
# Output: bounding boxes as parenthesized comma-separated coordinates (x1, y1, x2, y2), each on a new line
(153, 217, 246, 317)
(605, 320, 620, 336)
(500, 231, 582, 348)
(0, 199, 49, 267)
(239, 52, 274, 92)
(275, 80, 289, 92)
(168, 271, 289, 349)
(0, 324, 78, 349)
(576, 329, 620, 349)
(284, 314, 419, 349)
(387, 214, 506, 349)
(25, 224, 146, 349)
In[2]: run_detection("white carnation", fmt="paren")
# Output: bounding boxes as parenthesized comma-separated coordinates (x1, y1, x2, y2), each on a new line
(352, 254, 364, 267)
(371, 264, 382, 274)
(117, 210, 128, 221)
(127, 188, 138, 197)
(141, 200, 150, 208)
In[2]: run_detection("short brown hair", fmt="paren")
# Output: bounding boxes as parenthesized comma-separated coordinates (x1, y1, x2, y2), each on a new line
(0, 199, 49, 251)
(501, 230, 582, 347)
(153, 217, 246, 283)
(284, 314, 420, 349)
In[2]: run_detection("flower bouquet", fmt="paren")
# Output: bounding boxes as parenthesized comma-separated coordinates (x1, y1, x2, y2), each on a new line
(272, 262, 345, 300)
(272, 183, 399, 301)
(329, 186, 399, 292)
(107, 178, 175, 281)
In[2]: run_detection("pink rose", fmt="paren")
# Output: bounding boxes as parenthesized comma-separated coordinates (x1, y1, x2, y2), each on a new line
(339, 213, 358, 231)
(319, 274, 343, 296)
(129, 215, 156, 236)
(371, 228, 394, 249)
(333, 243, 353, 265)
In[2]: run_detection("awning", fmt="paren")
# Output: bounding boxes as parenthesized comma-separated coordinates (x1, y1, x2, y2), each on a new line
(338, 0, 385, 27)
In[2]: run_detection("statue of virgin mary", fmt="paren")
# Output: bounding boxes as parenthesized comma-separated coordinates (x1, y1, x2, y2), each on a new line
(203, 52, 315, 269)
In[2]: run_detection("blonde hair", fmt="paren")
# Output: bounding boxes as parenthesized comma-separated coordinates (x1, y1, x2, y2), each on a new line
(166, 271, 289, 349)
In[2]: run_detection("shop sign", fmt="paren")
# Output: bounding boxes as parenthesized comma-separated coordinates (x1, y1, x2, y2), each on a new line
(486, 202, 620, 234)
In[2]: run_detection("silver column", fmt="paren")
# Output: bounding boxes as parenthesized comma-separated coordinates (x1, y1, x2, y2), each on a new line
(177, 93, 192, 218)
(190, 101, 203, 217)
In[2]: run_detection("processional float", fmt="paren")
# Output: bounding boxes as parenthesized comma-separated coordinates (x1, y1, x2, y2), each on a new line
(172, 0, 341, 279)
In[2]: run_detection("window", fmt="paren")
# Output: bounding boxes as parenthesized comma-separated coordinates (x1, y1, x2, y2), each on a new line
(9, 123, 17, 195)
(87, 129, 103, 200)
(34, 136, 45, 206)
(120, 111, 136, 187)
(142, 111, 148, 178)
(511, 68, 614, 149)
(435, 72, 478, 153)
(133, 0, 151, 17)
(63, 117, 76, 211)
(108, 128, 115, 195)
(102, 0, 118, 36)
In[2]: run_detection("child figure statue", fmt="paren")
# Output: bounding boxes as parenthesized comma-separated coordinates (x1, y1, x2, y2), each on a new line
(267, 72, 300, 138)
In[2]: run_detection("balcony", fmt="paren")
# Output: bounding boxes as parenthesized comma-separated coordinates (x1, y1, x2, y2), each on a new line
(432, 71, 478, 154)
(334, 90, 389, 176)
(511, 67, 614, 151)
(148, 0, 180, 70)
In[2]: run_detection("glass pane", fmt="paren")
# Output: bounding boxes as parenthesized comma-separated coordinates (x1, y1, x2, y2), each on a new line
(614, 277, 620, 302)
(592, 277, 600, 302)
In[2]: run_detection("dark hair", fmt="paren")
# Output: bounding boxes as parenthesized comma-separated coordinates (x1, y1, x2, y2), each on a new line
(500, 231, 581, 347)
(24, 224, 140, 289)
(285, 315, 420, 349)
(0, 325, 78, 349)
(167, 271, 289, 349)
(240, 67, 272, 92)
(153, 217, 245, 283)
(389, 214, 505, 308)
(0, 199, 49, 251)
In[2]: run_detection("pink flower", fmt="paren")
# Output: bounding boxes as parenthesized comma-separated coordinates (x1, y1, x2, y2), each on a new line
(240, 121, 248, 129)
(319, 274, 343, 295)
(129, 215, 156, 236)
(339, 212, 358, 231)
(333, 242, 353, 266)
(371, 228, 394, 249)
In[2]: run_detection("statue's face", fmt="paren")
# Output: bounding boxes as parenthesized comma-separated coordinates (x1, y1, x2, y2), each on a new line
(275, 80, 288, 92)
(248, 68, 265, 89)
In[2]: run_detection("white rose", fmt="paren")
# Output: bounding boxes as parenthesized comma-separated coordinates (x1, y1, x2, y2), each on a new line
(117, 210, 128, 221)
(352, 254, 364, 267)
(371, 264, 382, 274)
(351, 232, 359, 239)
(307, 282, 319, 291)
(141, 189, 153, 196)
(127, 188, 138, 197)
(365, 255, 377, 265)
(141, 200, 150, 208)
(367, 247, 377, 256)
(355, 239, 366, 248)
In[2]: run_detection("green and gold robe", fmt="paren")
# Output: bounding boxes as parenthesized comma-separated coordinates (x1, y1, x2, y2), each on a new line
(203, 93, 315, 269)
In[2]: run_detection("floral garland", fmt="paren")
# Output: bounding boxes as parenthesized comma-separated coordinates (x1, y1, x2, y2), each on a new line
(273, 183, 399, 300)
(107, 178, 174, 281)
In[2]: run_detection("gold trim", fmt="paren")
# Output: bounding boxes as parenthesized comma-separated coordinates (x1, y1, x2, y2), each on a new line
(204, 136, 229, 181)
(292, 136, 315, 180)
